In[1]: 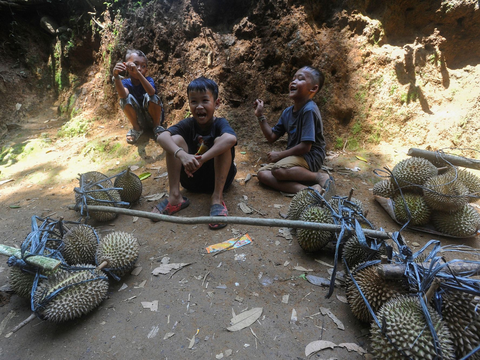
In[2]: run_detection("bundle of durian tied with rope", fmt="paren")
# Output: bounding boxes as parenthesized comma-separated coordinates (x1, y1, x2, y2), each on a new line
(373, 154, 480, 238)
(74, 171, 128, 222)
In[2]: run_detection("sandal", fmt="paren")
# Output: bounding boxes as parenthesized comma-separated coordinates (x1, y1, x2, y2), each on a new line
(209, 202, 228, 230)
(154, 125, 166, 140)
(151, 197, 190, 222)
(126, 128, 143, 144)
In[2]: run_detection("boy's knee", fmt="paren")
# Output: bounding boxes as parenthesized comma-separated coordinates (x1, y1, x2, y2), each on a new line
(257, 170, 269, 183)
(271, 167, 288, 180)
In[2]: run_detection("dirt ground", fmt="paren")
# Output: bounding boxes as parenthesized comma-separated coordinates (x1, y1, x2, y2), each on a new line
(1, 1, 480, 359)
(0, 98, 479, 360)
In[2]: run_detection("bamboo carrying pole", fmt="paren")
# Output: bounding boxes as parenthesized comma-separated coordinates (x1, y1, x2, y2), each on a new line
(0, 244, 61, 271)
(377, 261, 480, 279)
(407, 148, 480, 170)
(68, 204, 394, 239)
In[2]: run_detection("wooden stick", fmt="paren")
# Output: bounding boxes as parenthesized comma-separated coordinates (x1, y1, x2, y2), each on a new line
(67, 205, 393, 239)
(407, 148, 480, 170)
(0, 244, 61, 271)
(378, 261, 480, 279)
(6, 313, 37, 337)
(424, 278, 441, 303)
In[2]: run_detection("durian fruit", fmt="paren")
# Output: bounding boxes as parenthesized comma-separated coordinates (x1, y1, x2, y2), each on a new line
(342, 236, 387, 269)
(61, 224, 100, 265)
(391, 157, 438, 190)
(296, 206, 333, 252)
(439, 289, 480, 360)
(85, 187, 121, 222)
(393, 192, 431, 226)
(75, 171, 120, 222)
(423, 172, 469, 212)
(9, 267, 36, 298)
(329, 197, 364, 218)
(33, 265, 109, 322)
(431, 204, 480, 237)
(80, 171, 113, 187)
(455, 168, 480, 203)
(114, 168, 142, 203)
(345, 263, 409, 322)
(96, 231, 139, 277)
(372, 178, 397, 198)
(370, 295, 455, 360)
(287, 188, 323, 221)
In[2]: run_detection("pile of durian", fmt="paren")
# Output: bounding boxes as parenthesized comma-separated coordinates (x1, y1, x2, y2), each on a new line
(287, 187, 371, 253)
(74, 168, 143, 222)
(343, 240, 480, 360)
(373, 156, 480, 237)
(287, 186, 480, 359)
(7, 216, 139, 324)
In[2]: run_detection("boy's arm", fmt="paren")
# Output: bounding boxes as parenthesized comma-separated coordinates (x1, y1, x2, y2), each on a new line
(267, 141, 312, 163)
(113, 62, 128, 98)
(253, 99, 279, 143)
(198, 133, 237, 163)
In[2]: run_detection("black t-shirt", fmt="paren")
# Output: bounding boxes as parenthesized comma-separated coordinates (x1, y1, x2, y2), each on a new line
(167, 117, 237, 155)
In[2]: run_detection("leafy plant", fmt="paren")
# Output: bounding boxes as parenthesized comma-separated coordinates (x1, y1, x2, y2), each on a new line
(57, 116, 91, 138)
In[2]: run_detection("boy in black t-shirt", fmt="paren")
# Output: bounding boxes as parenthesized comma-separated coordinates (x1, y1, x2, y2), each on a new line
(153, 77, 237, 229)
(253, 66, 334, 198)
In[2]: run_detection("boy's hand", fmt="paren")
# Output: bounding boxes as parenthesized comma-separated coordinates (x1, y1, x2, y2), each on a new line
(178, 152, 203, 177)
(267, 151, 282, 163)
(113, 62, 127, 77)
(125, 61, 139, 78)
(253, 99, 264, 117)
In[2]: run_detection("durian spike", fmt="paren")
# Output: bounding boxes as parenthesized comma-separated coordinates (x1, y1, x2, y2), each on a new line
(424, 278, 442, 303)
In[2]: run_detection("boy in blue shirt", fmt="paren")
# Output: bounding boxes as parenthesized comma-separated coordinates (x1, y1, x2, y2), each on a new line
(113, 49, 164, 144)
(153, 77, 237, 229)
(253, 66, 334, 198)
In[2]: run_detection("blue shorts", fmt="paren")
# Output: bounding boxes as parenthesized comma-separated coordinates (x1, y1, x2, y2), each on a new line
(120, 93, 162, 129)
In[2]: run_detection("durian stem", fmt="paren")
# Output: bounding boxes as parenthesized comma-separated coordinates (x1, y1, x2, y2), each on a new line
(424, 278, 441, 303)
(407, 148, 480, 170)
(8, 313, 36, 335)
(347, 188, 354, 201)
(97, 260, 109, 270)
(68, 205, 393, 239)
(0, 244, 61, 271)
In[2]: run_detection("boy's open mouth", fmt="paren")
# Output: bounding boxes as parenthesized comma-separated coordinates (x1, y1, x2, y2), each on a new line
(196, 111, 207, 119)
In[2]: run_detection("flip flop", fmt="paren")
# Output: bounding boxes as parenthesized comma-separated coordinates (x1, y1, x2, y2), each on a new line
(126, 128, 143, 144)
(322, 176, 336, 201)
(209, 201, 228, 230)
(151, 197, 190, 222)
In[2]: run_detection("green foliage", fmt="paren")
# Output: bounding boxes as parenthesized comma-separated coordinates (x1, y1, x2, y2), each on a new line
(334, 137, 344, 150)
(184, 110, 192, 118)
(1, 143, 27, 165)
(352, 121, 362, 135)
(346, 137, 359, 151)
(0, 138, 49, 166)
(57, 116, 91, 138)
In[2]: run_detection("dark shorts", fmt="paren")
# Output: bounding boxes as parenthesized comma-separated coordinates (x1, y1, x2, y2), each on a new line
(120, 93, 162, 129)
(180, 157, 237, 193)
